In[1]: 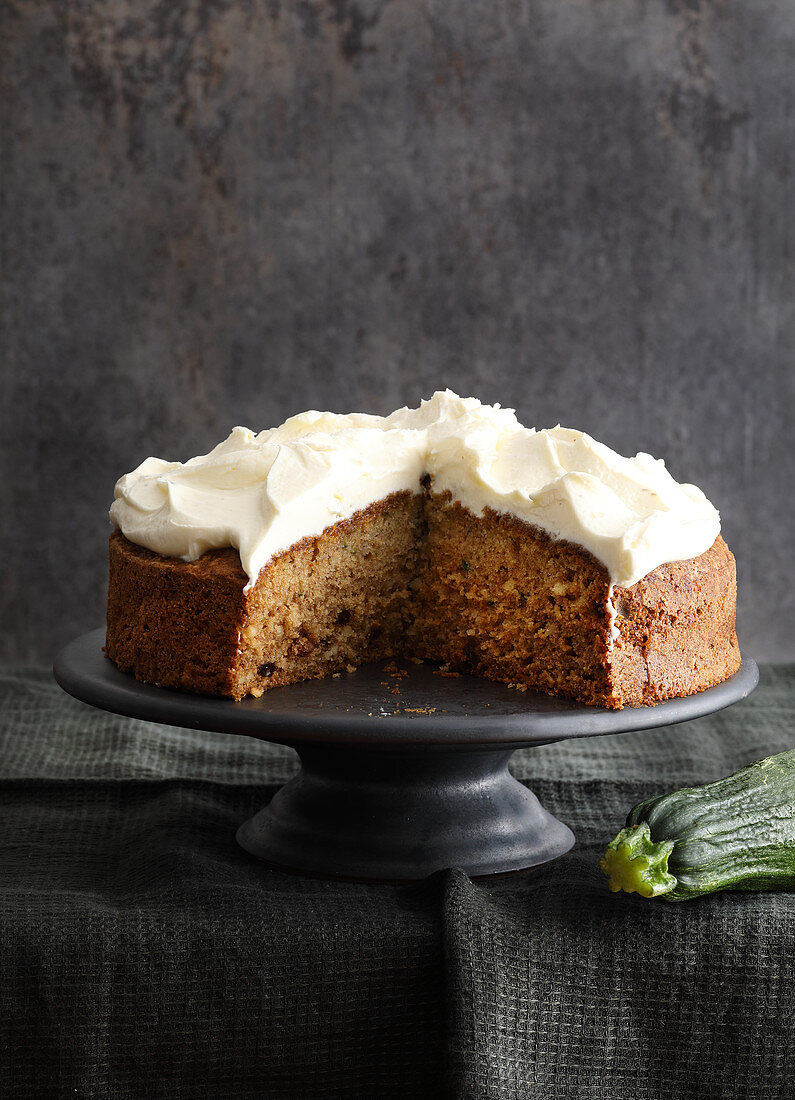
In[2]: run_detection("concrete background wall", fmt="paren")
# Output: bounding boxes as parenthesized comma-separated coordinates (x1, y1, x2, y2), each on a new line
(2, 0, 793, 663)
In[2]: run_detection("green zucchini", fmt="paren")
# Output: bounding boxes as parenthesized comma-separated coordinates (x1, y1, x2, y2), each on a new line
(599, 750, 795, 901)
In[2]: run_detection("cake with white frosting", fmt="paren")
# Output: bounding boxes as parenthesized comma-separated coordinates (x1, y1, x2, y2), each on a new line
(106, 391, 741, 707)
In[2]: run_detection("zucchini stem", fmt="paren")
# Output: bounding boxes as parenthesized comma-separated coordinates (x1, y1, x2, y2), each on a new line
(599, 823, 677, 898)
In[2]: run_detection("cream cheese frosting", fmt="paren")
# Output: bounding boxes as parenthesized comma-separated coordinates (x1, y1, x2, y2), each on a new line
(110, 390, 720, 592)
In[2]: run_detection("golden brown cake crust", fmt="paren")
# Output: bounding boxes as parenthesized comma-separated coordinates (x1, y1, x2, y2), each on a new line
(106, 491, 741, 708)
(609, 534, 740, 706)
(106, 533, 248, 697)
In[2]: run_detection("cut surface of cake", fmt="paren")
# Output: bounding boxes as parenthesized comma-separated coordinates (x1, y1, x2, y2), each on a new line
(106, 391, 741, 708)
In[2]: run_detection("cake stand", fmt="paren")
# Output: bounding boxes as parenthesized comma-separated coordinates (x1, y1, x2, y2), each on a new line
(54, 629, 758, 881)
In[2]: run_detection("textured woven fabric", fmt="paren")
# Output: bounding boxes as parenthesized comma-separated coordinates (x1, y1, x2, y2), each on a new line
(1, 666, 793, 1098)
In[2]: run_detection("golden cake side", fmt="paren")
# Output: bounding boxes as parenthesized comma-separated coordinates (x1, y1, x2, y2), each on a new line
(608, 534, 741, 706)
(106, 531, 247, 697)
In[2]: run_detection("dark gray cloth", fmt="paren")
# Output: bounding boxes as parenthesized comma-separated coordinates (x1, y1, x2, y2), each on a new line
(1, 666, 793, 1098)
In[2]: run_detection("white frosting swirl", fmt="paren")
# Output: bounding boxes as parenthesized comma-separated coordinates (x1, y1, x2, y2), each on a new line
(110, 390, 720, 590)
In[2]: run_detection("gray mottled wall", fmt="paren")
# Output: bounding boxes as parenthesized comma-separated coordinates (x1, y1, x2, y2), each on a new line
(2, 0, 793, 662)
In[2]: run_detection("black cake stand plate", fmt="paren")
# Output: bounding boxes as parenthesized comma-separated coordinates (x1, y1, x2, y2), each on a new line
(54, 629, 758, 881)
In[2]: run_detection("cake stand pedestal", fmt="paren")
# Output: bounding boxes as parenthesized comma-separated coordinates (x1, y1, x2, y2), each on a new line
(54, 630, 758, 881)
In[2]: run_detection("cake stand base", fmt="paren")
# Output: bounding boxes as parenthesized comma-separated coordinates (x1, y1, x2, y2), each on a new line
(236, 744, 574, 879)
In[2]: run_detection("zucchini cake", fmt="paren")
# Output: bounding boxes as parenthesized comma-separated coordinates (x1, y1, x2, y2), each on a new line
(106, 391, 740, 708)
